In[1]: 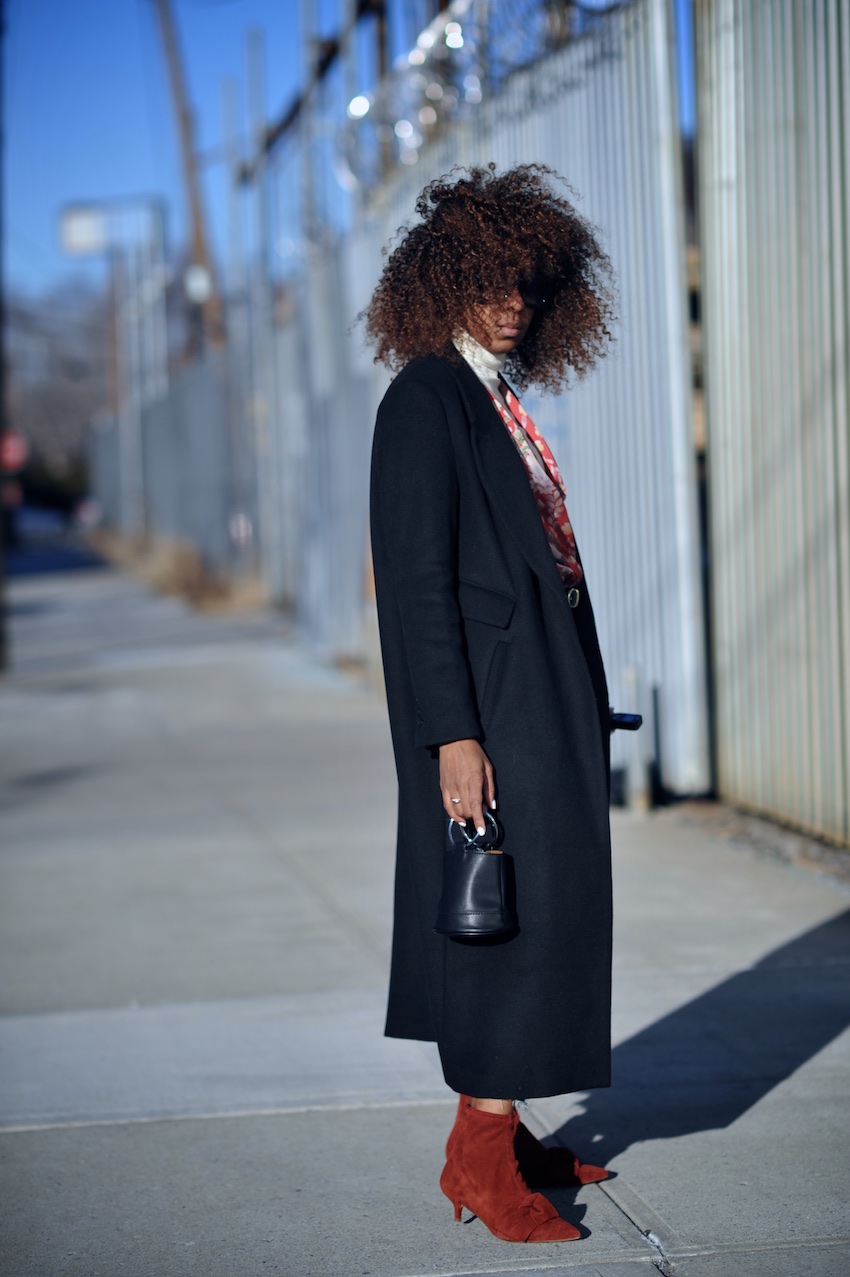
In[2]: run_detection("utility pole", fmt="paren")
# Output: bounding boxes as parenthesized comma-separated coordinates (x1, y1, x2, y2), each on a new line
(151, 0, 225, 350)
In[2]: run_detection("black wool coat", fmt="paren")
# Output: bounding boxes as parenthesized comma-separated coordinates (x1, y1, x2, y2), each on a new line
(370, 353, 612, 1100)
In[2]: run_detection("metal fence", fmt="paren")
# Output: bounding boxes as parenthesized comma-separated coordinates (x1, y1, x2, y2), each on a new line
(142, 351, 235, 574)
(92, 0, 711, 799)
(90, 349, 255, 582)
(282, 0, 710, 797)
(695, 0, 850, 844)
(271, 264, 380, 655)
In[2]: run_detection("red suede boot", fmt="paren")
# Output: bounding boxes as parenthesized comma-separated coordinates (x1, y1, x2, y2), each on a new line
(439, 1102, 580, 1243)
(446, 1095, 608, 1187)
(514, 1117, 609, 1186)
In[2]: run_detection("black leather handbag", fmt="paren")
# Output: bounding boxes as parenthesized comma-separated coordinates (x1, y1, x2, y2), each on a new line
(433, 811, 517, 939)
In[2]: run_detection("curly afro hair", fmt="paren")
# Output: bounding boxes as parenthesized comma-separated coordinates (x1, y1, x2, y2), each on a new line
(362, 163, 616, 393)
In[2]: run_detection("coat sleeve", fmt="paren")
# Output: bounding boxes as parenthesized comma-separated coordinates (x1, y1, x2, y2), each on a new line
(371, 375, 482, 750)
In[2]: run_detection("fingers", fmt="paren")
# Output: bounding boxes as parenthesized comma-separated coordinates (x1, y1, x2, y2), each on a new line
(483, 757, 497, 812)
(441, 780, 480, 832)
(441, 785, 466, 825)
(469, 762, 498, 841)
(438, 740, 496, 836)
(469, 796, 487, 838)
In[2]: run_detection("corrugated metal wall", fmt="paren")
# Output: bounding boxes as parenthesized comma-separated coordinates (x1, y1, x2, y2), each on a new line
(141, 352, 234, 573)
(273, 261, 379, 655)
(695, 0, 850, 843)
(91, 352, 248, 580)
(284, 0, 710, 794)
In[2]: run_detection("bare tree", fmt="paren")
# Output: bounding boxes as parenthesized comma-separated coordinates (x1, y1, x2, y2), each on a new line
(5, 277, 109, 477)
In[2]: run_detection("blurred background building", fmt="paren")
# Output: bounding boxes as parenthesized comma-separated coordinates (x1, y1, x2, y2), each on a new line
(2, 0, 848, 845)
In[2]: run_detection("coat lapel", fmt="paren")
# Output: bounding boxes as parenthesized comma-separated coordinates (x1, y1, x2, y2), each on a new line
(450, 358, 567, 603)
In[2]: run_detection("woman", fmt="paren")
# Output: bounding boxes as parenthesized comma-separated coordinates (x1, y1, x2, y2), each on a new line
(365, 164, 616, 1244)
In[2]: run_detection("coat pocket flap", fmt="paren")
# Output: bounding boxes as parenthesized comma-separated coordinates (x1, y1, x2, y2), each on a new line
(458, 581, 516, 629)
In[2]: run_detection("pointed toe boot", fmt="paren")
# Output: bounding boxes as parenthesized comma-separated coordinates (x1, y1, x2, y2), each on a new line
(447, 1094, 608, 1188)
(513, 1116, 609, 1186)
(439, 1102, 580, 1243)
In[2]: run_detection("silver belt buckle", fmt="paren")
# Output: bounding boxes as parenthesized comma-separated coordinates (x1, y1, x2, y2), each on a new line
(567, 587, 580, 609)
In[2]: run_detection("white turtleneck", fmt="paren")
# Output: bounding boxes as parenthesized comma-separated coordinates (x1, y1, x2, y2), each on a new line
(454, 329, 550, 482)
(453, 330, 508, 405)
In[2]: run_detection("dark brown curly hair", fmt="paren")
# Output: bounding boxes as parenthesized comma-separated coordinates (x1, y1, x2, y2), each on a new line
(362, 163, 616, 393)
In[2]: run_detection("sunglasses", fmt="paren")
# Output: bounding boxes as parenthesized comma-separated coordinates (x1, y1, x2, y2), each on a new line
(477, 277, 553, 309)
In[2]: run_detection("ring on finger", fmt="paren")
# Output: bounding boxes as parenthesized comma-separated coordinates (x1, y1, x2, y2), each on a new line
(450, 797, 461, 804)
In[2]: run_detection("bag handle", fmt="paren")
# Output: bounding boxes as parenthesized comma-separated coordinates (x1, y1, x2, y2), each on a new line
(447, 810, 501, 850)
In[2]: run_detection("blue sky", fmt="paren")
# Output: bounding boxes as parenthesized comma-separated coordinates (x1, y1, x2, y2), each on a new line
(4, 0, 695, 297)
(5, 0, 304, 293)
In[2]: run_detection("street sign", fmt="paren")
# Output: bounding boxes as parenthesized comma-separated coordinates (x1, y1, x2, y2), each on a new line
(59, 205, 109, 256)
(1, 431, 29, 474)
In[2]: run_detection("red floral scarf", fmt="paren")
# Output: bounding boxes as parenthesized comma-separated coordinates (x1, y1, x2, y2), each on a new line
(488, 382, 583, 589)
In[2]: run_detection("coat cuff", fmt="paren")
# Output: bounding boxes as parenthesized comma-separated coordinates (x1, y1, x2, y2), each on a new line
(414, 702, 483, 752)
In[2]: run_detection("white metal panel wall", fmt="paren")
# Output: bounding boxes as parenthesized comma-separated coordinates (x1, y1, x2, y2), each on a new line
(696, 0, 850, 843)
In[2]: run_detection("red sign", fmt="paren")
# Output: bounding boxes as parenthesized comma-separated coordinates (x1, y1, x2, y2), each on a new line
(1, 431, 29, 474)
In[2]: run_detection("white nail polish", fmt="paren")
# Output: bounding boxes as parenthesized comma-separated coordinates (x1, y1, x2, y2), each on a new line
(477, 826, 485, 836)
(491, 800, 497, 809)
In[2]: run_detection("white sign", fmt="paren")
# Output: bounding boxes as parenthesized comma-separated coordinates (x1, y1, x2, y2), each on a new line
(184, 264, 212, 304)
(60, 206, 109, 256)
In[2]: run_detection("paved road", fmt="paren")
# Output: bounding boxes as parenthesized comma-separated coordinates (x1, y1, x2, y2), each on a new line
(1, 559, 849, 1276)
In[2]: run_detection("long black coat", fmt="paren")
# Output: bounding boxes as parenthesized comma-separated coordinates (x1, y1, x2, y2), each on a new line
(370, 353, 612, 1099)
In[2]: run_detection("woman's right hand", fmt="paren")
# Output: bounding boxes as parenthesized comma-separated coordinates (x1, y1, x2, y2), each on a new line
(438, 739, 496, 834)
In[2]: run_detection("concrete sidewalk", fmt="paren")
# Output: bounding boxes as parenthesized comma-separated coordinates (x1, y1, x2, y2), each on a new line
(1, 561, 848, 1277)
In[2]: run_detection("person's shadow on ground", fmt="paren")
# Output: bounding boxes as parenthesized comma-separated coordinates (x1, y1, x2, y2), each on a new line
(552, 907, 850, 1165)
